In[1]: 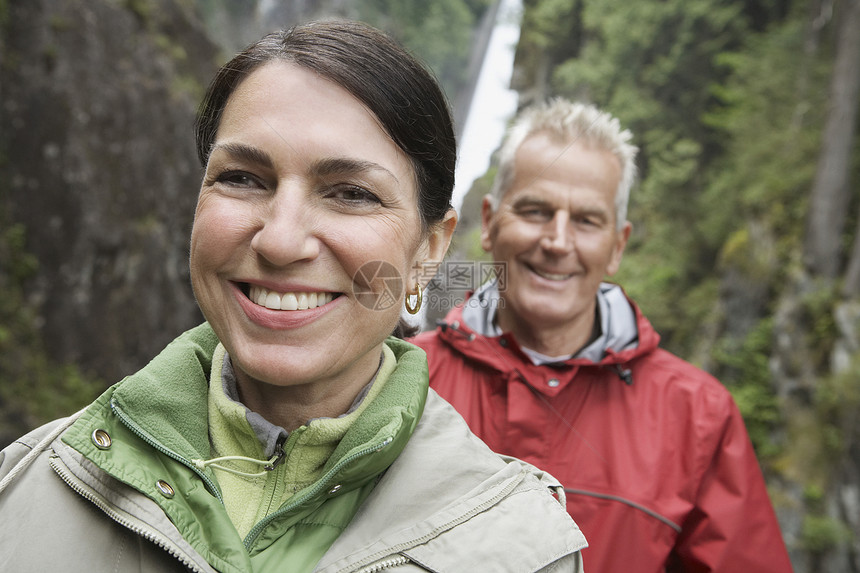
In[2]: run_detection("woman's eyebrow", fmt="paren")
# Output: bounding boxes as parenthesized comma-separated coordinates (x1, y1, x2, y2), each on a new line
(209, 144, 399, 185)
(312, 157, 400, 184)
(210, 142, 275, 169)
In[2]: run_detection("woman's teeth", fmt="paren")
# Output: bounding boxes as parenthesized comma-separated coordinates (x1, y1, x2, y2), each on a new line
(249, 285, 334, 310)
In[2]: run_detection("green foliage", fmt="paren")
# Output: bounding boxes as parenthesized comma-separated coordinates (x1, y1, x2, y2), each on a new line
(799, 284, 839, 369)
(0, 221, 103, 443)
(450, 167, 495, 263)
(800, 515, 852, 554)
(802, 483, 825, 505)
(123, 0, 155, 26)
(355, 0, 493, 101)
(194, 0, 255, 19)
(814, 356, 860, 460)
(703, 16, 828, 262)
(551, 0, 745, 142)
(455, 226, 489, 263)
(715, 317, 773, 389)
(1, 224, 38, 282)
(153, 32, 206, 102)
(154, 32, 188, 62)
(715, 318, 783, 459)
(523, 0, 582, 53)
(48, 14, 72, 32)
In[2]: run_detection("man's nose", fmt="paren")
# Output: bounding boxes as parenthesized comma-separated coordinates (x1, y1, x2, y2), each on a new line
(539, 211, 572, 252)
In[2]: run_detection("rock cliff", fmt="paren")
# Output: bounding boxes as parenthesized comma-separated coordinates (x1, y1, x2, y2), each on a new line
(1, 0, 217, 386)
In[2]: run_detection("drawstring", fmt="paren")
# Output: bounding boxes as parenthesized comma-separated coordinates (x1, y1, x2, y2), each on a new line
(613, 365, 634, 385)
(192, 440, 286, 478)
(436, 320, 475, 341)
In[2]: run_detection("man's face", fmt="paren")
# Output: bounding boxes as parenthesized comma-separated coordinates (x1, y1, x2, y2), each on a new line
(481, 132, 631, 343)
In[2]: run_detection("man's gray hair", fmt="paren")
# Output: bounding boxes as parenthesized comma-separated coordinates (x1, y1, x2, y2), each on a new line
(489, 98, 638, 230)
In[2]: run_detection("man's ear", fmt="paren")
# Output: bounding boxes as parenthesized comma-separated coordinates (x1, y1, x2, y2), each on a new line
(480, 195, 496, 253)
(606, 221, 632, 276)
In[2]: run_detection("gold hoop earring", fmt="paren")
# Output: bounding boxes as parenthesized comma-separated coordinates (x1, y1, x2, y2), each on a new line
(405, 283, 422, 315)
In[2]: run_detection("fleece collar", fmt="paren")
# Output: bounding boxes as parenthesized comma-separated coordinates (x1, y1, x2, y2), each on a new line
(210, 343, 390, 460)
(63, 323, 430, 493)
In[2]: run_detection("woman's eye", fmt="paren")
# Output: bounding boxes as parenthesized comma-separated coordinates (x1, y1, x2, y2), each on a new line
(329, 185, 381, 206)
(215, 171, 261, 188)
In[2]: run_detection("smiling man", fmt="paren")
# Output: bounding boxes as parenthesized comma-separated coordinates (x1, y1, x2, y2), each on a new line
(413, 98, 793, 572)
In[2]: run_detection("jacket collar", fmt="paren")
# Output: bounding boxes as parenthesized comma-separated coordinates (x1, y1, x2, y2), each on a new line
(439, 282, 661, 373)
(462, 280, 640, 363)
(110, 322, 219, 462)
(62, 322, 430, 501)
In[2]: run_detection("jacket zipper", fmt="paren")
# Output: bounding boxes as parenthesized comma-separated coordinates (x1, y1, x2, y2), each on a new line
(261, 436, 288, 517)
(50, 456, 208, 573)
(353, 554, 411, 572)
(110, 399, 224, 503)
(243, 436, 393, 549)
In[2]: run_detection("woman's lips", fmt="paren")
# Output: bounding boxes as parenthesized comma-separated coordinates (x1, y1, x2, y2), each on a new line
(248, 284, 337, 310)
(232, 282, 341, 330)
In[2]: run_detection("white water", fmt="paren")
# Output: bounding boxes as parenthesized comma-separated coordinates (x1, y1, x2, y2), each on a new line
(452, 0, 523, 213)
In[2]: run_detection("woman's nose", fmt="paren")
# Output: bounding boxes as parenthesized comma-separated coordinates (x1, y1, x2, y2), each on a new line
(250, 188, 320, 266)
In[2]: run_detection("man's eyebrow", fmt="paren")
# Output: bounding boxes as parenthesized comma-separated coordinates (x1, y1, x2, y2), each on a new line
(312, 157, 400, 184)
(511, 195, 553, 208)
(210, 142, 275, 169)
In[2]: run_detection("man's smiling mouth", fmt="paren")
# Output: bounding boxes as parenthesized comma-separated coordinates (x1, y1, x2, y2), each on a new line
(527, 265, 574, 281)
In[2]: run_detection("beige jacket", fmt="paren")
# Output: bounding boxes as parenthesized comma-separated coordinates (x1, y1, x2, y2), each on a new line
(0, 390, 587, 572)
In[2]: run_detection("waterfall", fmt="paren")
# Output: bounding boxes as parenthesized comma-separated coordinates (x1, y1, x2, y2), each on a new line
(452, 0, 523, 213)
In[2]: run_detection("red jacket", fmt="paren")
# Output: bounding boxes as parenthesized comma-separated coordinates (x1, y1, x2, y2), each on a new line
(412, 288, 793, 573)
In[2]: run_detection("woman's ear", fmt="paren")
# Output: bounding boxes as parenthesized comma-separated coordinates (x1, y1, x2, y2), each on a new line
(413, 208, 458, 287)
(427, 208, 458, 262)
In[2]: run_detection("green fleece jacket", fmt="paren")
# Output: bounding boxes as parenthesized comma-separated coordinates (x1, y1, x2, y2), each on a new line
(58, 323, 425, 573)
(207, 341, 396, 540)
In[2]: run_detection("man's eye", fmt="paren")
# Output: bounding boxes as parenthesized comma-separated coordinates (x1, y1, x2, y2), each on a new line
(518, 208, 552, 221)
(574, 215, 602, 228)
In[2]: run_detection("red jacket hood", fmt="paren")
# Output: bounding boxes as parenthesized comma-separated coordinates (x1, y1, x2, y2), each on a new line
(416, 285, 661, 382)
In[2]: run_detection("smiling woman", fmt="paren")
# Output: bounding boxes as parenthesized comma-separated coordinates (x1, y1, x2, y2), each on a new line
(190, 60, 430, 428)
(0, 20, 586, 573)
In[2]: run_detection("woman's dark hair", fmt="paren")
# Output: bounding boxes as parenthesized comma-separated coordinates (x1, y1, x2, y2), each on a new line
(194, 21, 455, 338)
(194, 20, 456, 229)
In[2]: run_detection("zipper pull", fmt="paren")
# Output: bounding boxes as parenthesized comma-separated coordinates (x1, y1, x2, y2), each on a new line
(264, 438, 286, 471)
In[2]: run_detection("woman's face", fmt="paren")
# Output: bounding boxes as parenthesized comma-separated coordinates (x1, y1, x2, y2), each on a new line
(189, 61, 451, 394)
